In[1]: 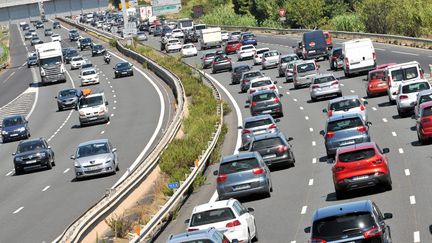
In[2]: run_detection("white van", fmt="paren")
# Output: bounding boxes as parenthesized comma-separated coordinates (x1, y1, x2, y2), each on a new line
(342, 38, 376, 77)
(385, 61, 424, 103)
(199, 27, 222, 50)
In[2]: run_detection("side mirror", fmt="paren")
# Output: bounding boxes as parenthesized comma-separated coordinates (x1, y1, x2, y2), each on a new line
(105, 101, 109, 105)
(70, 155, 76, 160)
(304, 226, 311, 233)
(383, 213, 393, 220)
(320, 130, 325, 136)
(322, 108, 328, 113)
(274, 80, 278, 84)
(366, 121, 372, 126)
(247, 207, 255, 212)
(213, 170, 218, 176)
(112, 148, 117, 152)
(363, 101, 368, 105)
(382, 148, 390, 154)
(12, 152, 16, 156)
(274, 118, 280, 123)
(237, 126, 243, 129)
(287, 137, 294, 141)
(54, 96, 57, 99)
(184, 219, 190, 224)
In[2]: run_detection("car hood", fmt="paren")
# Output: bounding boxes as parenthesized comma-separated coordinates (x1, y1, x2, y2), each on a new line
(75, 154, 113, 166)
(82, 74, 98, 79)
(16, 149, 47, 158)
(2, 124, 25, 132)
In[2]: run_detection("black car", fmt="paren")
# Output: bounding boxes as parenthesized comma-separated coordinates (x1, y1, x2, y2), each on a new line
(13, 138, 55, 175)
(79, 37, 93, 51)
(44, 28, 53, 36)
(248, 90, 283, 117)
(55, 88, 82, 111)
(64, 49, 79, 64)
(247, 132, 295, 167)
(69, 29, 80, 41)
(231, 64, 251, 84)
(1, 115, 30, 143)
(91, 44, 106, 56)
(53, 21, 61, 29)
(35, 20, 44, 29)
(114, 62, 134, 78)
(27, 55, 38, 68)
(309, 200, 393, 243)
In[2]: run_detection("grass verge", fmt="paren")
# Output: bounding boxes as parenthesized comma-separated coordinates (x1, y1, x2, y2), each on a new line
(0, 28, 10, 68)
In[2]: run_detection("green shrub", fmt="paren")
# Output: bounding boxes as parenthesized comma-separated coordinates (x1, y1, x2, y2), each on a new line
(104, 213, 133, 238)
(330, 14, 366, 32)
(200, 4, 257, 27)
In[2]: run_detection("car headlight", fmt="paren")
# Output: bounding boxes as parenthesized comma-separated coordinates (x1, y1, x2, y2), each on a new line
(15, 157, 23, 162)
(40, 68, 46, 76)
(79, 111, 85, 116)
(37, 152, 47, 157)
(74, 162, 80, 168)
(115, 70, 119, 73)
(1, 130, 8, 135)
(16, 127, 26, 132)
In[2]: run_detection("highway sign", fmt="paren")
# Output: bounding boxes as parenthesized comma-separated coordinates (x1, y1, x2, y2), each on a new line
(168, 182, 180, 189)
(152, 4, 181, 16)
(152, 0, 181, 7)
(278, 8, 286, 17)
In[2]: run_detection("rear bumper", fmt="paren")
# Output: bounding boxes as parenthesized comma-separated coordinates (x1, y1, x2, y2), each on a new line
(251, 105, 283, 117)
(345, 64, 376, 74)
(79, 114, 109, 125)
(217, 181, 270, 199)
(311, 87, 341, 98)
(336, 173, 391, 191)
(262, 153, 294, 166)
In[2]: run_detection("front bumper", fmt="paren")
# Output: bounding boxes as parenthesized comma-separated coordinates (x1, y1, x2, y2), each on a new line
(75, 162, 115, 178)
(79, 113, 109, 125)
(58, 100, 77, 109)
(2, 130, 27, 141)
(115, 70, 133, 77)
(81, 78, 100, 86)
(15, 157, 50, 171)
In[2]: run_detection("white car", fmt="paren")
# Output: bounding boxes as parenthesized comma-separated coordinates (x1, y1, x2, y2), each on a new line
(237, 45, 256, 61)
(96, 22, 102, 28)
(186, 199, 257, 243)
(253, 47, 270, 65)
(165, 38, 182, 53)
(221, 31, 229, 41)
(70, 56, 86, 70)
(261, 50, 281, 69)
(414, 89, 432, 118)
(396, 79, 431, 117)
(79, 67, 99, 86)
(181, 43, 198, 57)
(51, 34, 61, 42)
(248, 77, 279, 101)
(171, 29, 184, 39)
(324, 95, 368, 122)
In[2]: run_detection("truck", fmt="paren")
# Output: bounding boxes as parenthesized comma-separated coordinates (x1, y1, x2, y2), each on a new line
(177, 18, 193, 31)
(199, 27, 222, 50)
(35, 42, 66, 85)
(294, 30, 329, 60)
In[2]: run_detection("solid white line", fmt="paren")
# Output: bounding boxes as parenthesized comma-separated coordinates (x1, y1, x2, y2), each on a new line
(414, 231, 420, 242)
(410, 195, 416, 205)
(63, 168, 70, 174)
(308, 179, 314, 186)
(392, 50, 419, 56)
(382, 118, 388, 123)
(392, 132, 397, 136)
(309, 127, 313, 132)
(312, 141, 316, 146)
(312, 158, 317, 164)
(301, 206, 307, 214)
(399, 148, 404, 154)
(299, 106, 304, 110)
(375, 48, 386, 51)
(405, 169, 411, 176)
(6, 170, 14, 176)
(13, 207, 24, 214)
(305, 116, 309, 120)
(372, 107, 377, 111)
(42, 185, 50, 192)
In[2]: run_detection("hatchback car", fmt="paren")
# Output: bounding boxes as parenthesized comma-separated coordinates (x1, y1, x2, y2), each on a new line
(201, 51, 220, 69)
(167, 227, 234, 243)
(240, 33, 257, 46)
(310, 200, 393, 243)
(366, 68, 388, 97)
(261, 50, 281, 70)
(230, 31, 242, 40)
(247, 132, 295, 167)
(329, 47, 343, 71)
(71, 139, 118, 180)
(239, 114, 280, 148)
(231, 64, 251, 84)
(248, 77, 278, 99)
(24, 32, 33, 40)
(80, 68, 99, 86)
(285, 60, 302, 82)
(253, 48, 270, 65)
(136, 31, 147, 41)
(51, 34, 61, 42)
(416, 101, 432, 144)
(323, 95, 368, 122)
(114, 62, 134, 78)
(78, 37, 93, 50)
(320, 113, 371, 157)
(237, 45, 256, 61)
(27, 55, 38, 68)
(181, 43, 198, 57)
(214, 152, 272, 200)
(240, 70, 265, 93)
(310, 74, 342, 101)
(44, 28, 53, 36)
(414, 89, 432, 118)
(212, 55, 232, 74)
(1, 115, 30, 143)
(171, 29, 184, 39)
(293, 60, 319, 89)
(55, 88, 82, 111)
(13, 138, 55, 175)
(30, 36, 43, 46)
(91, 44, 106, 56)
(249, 90, 283, 117)
(333, 142, 392, 199)
(396, 79, 431, 117)
(70, 56, 86, 70)
(225, 40, 242, 55)
(278, 54, 300, 77)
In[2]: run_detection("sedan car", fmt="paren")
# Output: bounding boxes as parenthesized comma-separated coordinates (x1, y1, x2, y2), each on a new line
(44, 28, 53, 36)
(114, 62, 134, 78)
(167, 228, 233, 243)
(239, 114, 280, 149)
(80, 67, 99, 86)
(293, 60, 318, 89)
(13, 138, 55, 175)
(278, 54, 300, 77)
(237, 45, 256, 61)
(240, 70, 265, 93)
(64, 48, 80, 64)
(333, 142, 392, 199)
(247, 132, 295, 167)
(416, 101, 432, 144)
(396, 79, 431, 117)
(240, 33, 257, 46)
(165, 38, 182, 53)
(231, 64, 251, 84)
(171, 28, 184, 38)
(55, 88, 82, 111)
(366, 68, 388, 97)
(1, 115, 30, 143)
(310, 74, 342, 101)
(70, 56, 86, 70)
(261, 50, 281, 69)
(27, 55, 38, 68)
(323, 95, 368, 122)
(248, 77, 278, 99)
(91, 44, 106, 56)
(51, 33, 61, 42)
(201, 51, 224, 69)
(212, 55, 232, 74)
(253, 48, 270, 65)
(136, 31, 147, 41)
(225, 40, 242, 55)
(24, 32, 33, 40)
(230, 31, 242, 40)
(71, 139, 118, 180)
(249, 90, 283, 117)
(78, 37, 93, 50)
(30, 36, 43, 46)
(214, 152, 272, 200)
(181, 43, 198, 57)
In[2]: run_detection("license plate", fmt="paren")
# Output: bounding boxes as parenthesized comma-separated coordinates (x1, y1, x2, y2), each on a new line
(309, 50, 316, 53)
(89, 117, 98, 121)
(377, 83, 386, 87)
(352, 175, 369, 181)
(233, 184, 251, 191)
(87, 166, 102, 171)
(340, 140, 355, 146)
(10, 134, 18, 137)
(26, 160, 37, 164)
(261, 110, 272, 114)
(263, 154, 276, 159)
(122, 72, 127, 74)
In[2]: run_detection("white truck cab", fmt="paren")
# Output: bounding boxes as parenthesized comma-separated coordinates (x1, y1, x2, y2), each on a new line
(77, 89, 109, 126)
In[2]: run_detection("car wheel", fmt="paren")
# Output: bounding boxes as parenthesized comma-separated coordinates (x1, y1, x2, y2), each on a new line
(265, 184, 271, 198)
(335, 187, 344, 200)
(397, 108, 404, 117)
(130, 71, 134, 76)
(46, 160, 53, 169)
(418, 133, 426, 145)
(212, 69, 216, 74)
(385, 179, 393, 191)
(253, 222, 259, 241)
(58, 105, 63, 111)
(294, 84, 299, 89)
(27, 65, 30, 68)
(311, 96, 317, 102)
(14, 166, 22, 175)
(344, 71, 350, 78)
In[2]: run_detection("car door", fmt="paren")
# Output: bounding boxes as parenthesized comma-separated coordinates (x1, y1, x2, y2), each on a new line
(373, 203, 391, 241)
(234, 201, 255, 236)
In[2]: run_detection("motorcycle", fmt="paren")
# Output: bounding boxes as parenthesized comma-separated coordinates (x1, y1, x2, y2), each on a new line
(104, 54, 111, 64)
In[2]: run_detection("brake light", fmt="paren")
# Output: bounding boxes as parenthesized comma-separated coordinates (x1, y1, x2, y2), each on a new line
(226, 220, 241, 228)
(345, 57, 349, 68)
(187, 228, 199, 232)
(325, 131, 335, 139)
(249, 89, 256, 94)
(357, 126, 367, 132)
(277, 145, 289, 153)
(268, 123, 277, 129)
(217, 174, 228, 183)
(387, 75, 391, 86)
(399, 95, 408, 100)
(270, 85, 276, 90)
(274, 97, 280, 103)
(251, 102, 257, 107)
(420, 68, 424, 79)
(421, 117, 431, 123)
(252, 167, 265, 175)
(328, 110, 333, 117)
(372, 52, 376, 61)
(312, 85, 320, 89)
(331, 81, 339, 85)
(360, 104, 365, 111)
(241, 79, 247, 83)
(242, 129, 251, 134)
(311, 238, 326, 243)
(262, 58, 267, 62)
(373, 158, 383, 164)
(333, 166, 345, 172)
(363, 226, 383, 238)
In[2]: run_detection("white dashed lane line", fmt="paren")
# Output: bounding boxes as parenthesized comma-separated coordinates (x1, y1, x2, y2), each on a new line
(312, 141, 316, 146)
(350, 90, 355, 93)
(6, 170, 14, 176)
(410, 195, 416, 205)
(13, 206, 24, 214)
(114, 100, 117, 104)
(382, 118, 388, 123)
(308, 179, 314, 186)
(312, 158, 317, 164)
(113, 94, 116, 98)
(309, 127, 313, 132)
(279, 86, 283, 88)
(340, 83, 344, 86)
(399, 148, 404, 154)
(405, 169, 411, 176)
(113, 106, 116, 110)
(299, 106, 304, 110)
(305, 116, 309, 120)
(392, 132, 397, 136)
(293, 98, 297, 102)
(300, 206, 308, 215)
(63, 168, 70, 174)
(286, 91, 290, 95)
(42, 186, 50, 192)
(372, 107, 377, 111)
(414, 231, 420, 243)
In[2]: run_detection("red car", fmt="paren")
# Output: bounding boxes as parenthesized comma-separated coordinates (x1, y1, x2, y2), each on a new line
(416, 101, 432, 144)
(376, 63, 397, 70)
(225, 40, 242, 55)
(332, 142, 392, 199)
(366, 69, 388, 97)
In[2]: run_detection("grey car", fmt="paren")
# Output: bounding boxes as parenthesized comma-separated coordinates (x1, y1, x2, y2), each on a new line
(278, 54, 299, 77)
(1, 115, 30, 143)
(44, 28, 53, 36)
(261, 50, 280, 70)
(201, 50, 224, 69)
(27, 55, 38, 68)
(30, 36, 43, 46)
(247, 132, 295, 167)
(239, 114, 280, 149)
(71, 139, 118, 180)
(55, 88, 82, 111)
(309, 74, 342, 101)
(293, 60, 318, 89)
(249, 90, 283, 117)
(212, 55, 232, 74)
(414, 89, 432, 118)
(320, 113, 371, 157)
(285, 60, 303, 83)
(240, 70, 265, 93)
(136, 31, 147, 41)
(167, 227, 234, 243)
(214, 152, 272, 200)
(231, 64, 251, 84)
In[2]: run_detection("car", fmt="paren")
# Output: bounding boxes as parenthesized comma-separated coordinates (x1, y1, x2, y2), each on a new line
(253, 48, 270, 65)
(237, 45, 256, 61)
(185, 199, 257, 243)
(136, 31, 147, 41)
(35, 20, 44, 29)
(44, 28, 53, 36)
(240, 33, 257, 46)
(27, 55, 38, 68)
(167, 227, 234, 243)
(77, 90, 109, 126)
(201, 51, 224, 69)
(239, 115, 280, 149)
(396, 80, 431, 117)
(64, 48, 80, 64)
(30, 36, 43, 46)
(1, 115, 30, 143)
(385, 61, 423, 104)
(71, 139, 118, 180)
(277, 54, 300, 77)
(285, 60, 302, 83)
(261, 50, 281, 70)
(212, 55, 232, 74)
(248, 77, 279, 101)
(78, 37, 93, 50)
(230, 31, 242, 40)
(240, 70, 265, 93)
(113, 62, 134, 78)
(320, 113, 372, 158)
(13, 138, 55, 175)
(79, 68, 99, 86)
(310, 74, 342, 101)
(247, 132, 295, 167)
(221, 31, 229, 42)
(248, 90, 283, 117)
(24, 32, 33, 40)
(51, 33, 61, 42)
(323, 95, 368, 122)
(20, 22, 29, 30)
(153, 26, 163, 37)
(414, 89, 432, 118)
(69, 29, 80, 41)
(342, 38, 376, 77)
(333, 142, 392, 199)
(296, 30, 329, 60)
(309, 200, 393, 243)
(55, 88, 82, 111)
(91, 44, 106, 56)
(181, 43, 198, 57)
(329, 47, 343, 71)
(171, 28, 184, 38)
(165, 38, 182, 53)
(366, 68, 388, 97)
(70, 56, 86, 70)
(231, 64, 251, 84)
(225, 40, 242, 55)
(214, 151, 272, 200)
(52, 21, 61, 29)
(416, 101, 432, 144)
(81, 62, 93, 70)
(293, 60, 319, 89)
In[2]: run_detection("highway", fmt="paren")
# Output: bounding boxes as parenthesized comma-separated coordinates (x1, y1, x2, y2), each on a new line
(0, 22, 174, 242)
(144, 33, 432, 243)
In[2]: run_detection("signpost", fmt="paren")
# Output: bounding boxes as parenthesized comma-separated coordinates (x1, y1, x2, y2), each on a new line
(123, 22, 137, 37)
(140, 6, 153, 20)
(151, 0, 181, 16)
(168, 182, 180, 189)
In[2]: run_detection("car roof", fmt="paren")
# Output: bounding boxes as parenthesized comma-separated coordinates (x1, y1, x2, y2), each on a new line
(328, 112, 363, 122)
(168, 228, 218, 242)
(313, 73, 335, 79)
(256, 47, 270, 51)
(251, 131, 283, 141)
(400, 79, 429, 86)
(312, 200, 373, 221)
(336, 142, 376, 154)
(419, 100, 432, 109)
(19, 137, 45, 144)
(78, 139, 109, 147)
(3, 114, 24, 120)
(221, 152, 259, 164)
(328, 95, 360, 104)
(250, 77, 272, 83)
(418, 89, 432, 96)
(192, 199, 237, 214)
(241, 44, 255, 48)
(244, 114, 273, 123)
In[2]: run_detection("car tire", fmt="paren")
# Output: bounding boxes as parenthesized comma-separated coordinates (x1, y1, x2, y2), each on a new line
(311, 96, 317, 102)
(116, 162, 119, 171)
(46, 160, 53, 170)
(253, 222, 259, 242)
(385, 179, 393, 191)
(418, 133, 426, 145)
(14, 166, 22, 175)
(397, 108, 404, 117)
(247, 230, 251, 243)
(212, 69, 216, 74)
(130, 71, 134, 76)
(294, 84, 299, 89)
(58, 105, 63, 111)
(337, 92, 342, 97)
(344, 71, 350, 78)
(335, 187, 344, 200)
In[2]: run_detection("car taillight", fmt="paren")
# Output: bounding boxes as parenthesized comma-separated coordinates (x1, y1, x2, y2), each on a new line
(226, 220, 241, 228)
(274, 97, 280, 103)
(255, 55, 259, 58)
(252, 167, 265, 175)
(331, 81, 339, 85)
(399, 95, 408, 100)
(240, 51, 245, 54)
(310, 238, 326, 243)
(268, 123, 277, 129)
(222, 236, 230, 243)
(277, 145, 289, 153)
(420, 68, 424, 79)
(217, 174, 228, 183)
(241, 79, 247, 83)
(325, 131, 335, 139)
(372, 52, 376, 61)
(212, 60, 216, 65)
(312, 85, 320, 89)
(251, 102, 257, 107)
(187, 228, 199, 232)
(270, 85, 276, 90)
(345, 57, 349, 68)
(242, 129, 251, 134)
(360, 104, 365, 111)
(249, 89, 256, 94)
(421, 117, 431, 123)
(333, 166, 345, 172)
(357, 126, 367, 132)
(262, 58, 267, 62)
(328, 110, 333, 117)
(387, 75, 391, 86)
(363, 226, 383, 239)
(372, 158, 383, 164)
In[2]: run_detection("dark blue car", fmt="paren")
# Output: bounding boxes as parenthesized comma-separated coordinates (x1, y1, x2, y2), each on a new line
(1, 115, 30, 143)
(241, 33, 257, 46)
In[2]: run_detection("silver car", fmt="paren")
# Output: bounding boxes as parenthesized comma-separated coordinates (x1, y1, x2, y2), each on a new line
(293, 60, 318, 89)
(396, 79, 431, 117)
(414, 89, 432, 118)
(324, 95, 368, 122)
(309, 74, 342, 101)
(278, 54, 299, 77)
(285, 60, 302, 82)
(239, 115, 280, 149)
(71, 139, 118, 180)
(136, 31, 147, 41)
(240, 70, 265, 93)
(214, 152, 272, 200)
(261, 50, 280, 70)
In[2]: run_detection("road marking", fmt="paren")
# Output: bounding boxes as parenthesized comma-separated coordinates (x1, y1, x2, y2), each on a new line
(410, 195, 416, 205)
(101, 130, 105, 134)
(382, 118, 388, 123)
(308, 179, 314, 186)
(114, 100, 117, 103)
(309, 127, 313, 132)
(392, 51, 419, 56)
(312, 141, 316, 146)
(6, 170, 14, 176)
(113, 106, 116, 110)
(63, 168, 70, 174)
(113, 94, 116, 98)
(372, 107, 377, 111)
(399, 148, 404, 154)
(392, 132, 397, 136)
(110, 85, 113, 88)
(405, 169, 411, 176)
(300, 106, 304, 110)
(414, 231, 420, 242)
(340, 83, 344, 86)
(293, 98, 297, 102)
(301, 206, 307, 214)
(112, 90, 115, 93)
(305, 116, 309, 120)
(312, 158, 317, 164)
(13, 207, 24, 214)
(279, 86, 283, 88)
(42, 185, 50, 192)
(350, 90, 355, 93)
(375, 48, 386, 51)
(107, 80, 110, 83)
(290, 241, 296, 243)
(210, 191, 219, 203)
(286, 91, 290, 95)
(111, 114, 114, 117)
(2, 71, 16, 84)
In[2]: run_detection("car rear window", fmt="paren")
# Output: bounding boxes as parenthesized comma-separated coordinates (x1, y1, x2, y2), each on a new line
(369, 71, 385, 81)
(422, 106, 432, 117)
(391, 67, 418, 82)
(220, 158, 260, 174)
(242, 46, 254, 50)
(244, 72, 262, 79)
(313, 75, 335, 84)
(312, 212, 375, 238)
(215, 56, 229, 62)
(402, 82, 430, 94)
(234, 66, 250, 73)
(281, 55, 299, 63)
(332, 48, 342, 56)
(245, 118, 273, 128)
(264, 51, 279, 57)
(252, 92, 276, 102)
(297, 63, 316, 73)
(181, 240, 212, 243)
(205, 53, 216, 58)
(330, 99, 361, 111)
(420, 94, 432, 104)
(327, 118, 363, 132)
(190, 208, 235, 227)
(338, 148, 376, 162)
(256, 49, 269, 54)
(228, 40, 240, 45)
(251, 80, 272, 87)
(252, 137, 284, 150)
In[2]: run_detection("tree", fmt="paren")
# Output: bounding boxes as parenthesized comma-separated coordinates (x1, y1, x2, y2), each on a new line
(232, 0, 251, 15)
(250, 0, 279, 25)
(357, 0, 393, 34)
(285, 0, 326, 29)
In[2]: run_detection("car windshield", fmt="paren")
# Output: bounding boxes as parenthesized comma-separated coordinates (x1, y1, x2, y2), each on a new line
(245, 118, 273, 129)
(52, 34, 59, 37)
(45, 28, 51, 31)
(59, 89, 78, 97)
(242, 46, 254, 50)
(297, 63, 316, 73)
(181, 240, 212, 243)
(327, 117, 363, 132)
(420, 94, 432, 104)
(244, 72, 262, 79)
(256, 49, 269, 54)
(338, 148, 376, 162)
(391, 67, 418, 82)
(252, 137, 284, 150)
(264, 51, 279, 57)
(82, 70, 96, 76)
(72, 57, 83, 62)
(369, 71, 385, 81)
(116, 63, 129, 69)
(40, 56, 62, 66)
(79, 96, 103, 108)
(31, 37, 39, 40)
(252, 92, 276, 102)
(312, 212, 375, 238)
(330, 99, 361, 111)
(17, 140, 45, 153)
(183, 45, 194, 49)
(251, 80, 272, 87)
(93, 45, 103, 49)
(281, 55, 299, 63)
(190, 208, 235, 227)
(77, 142, 109, 158)
(81, 63, 93, 69)
(234, 66, 250, 73)
(220, 158, 260, 174)
(3, 117, 24, 127)
(422, 106, 432, 117)
(402, 82, 430, 94)
(81, 38, 91, 43)
(67, 50, 78, 56)
(314, 75, 336, 84)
